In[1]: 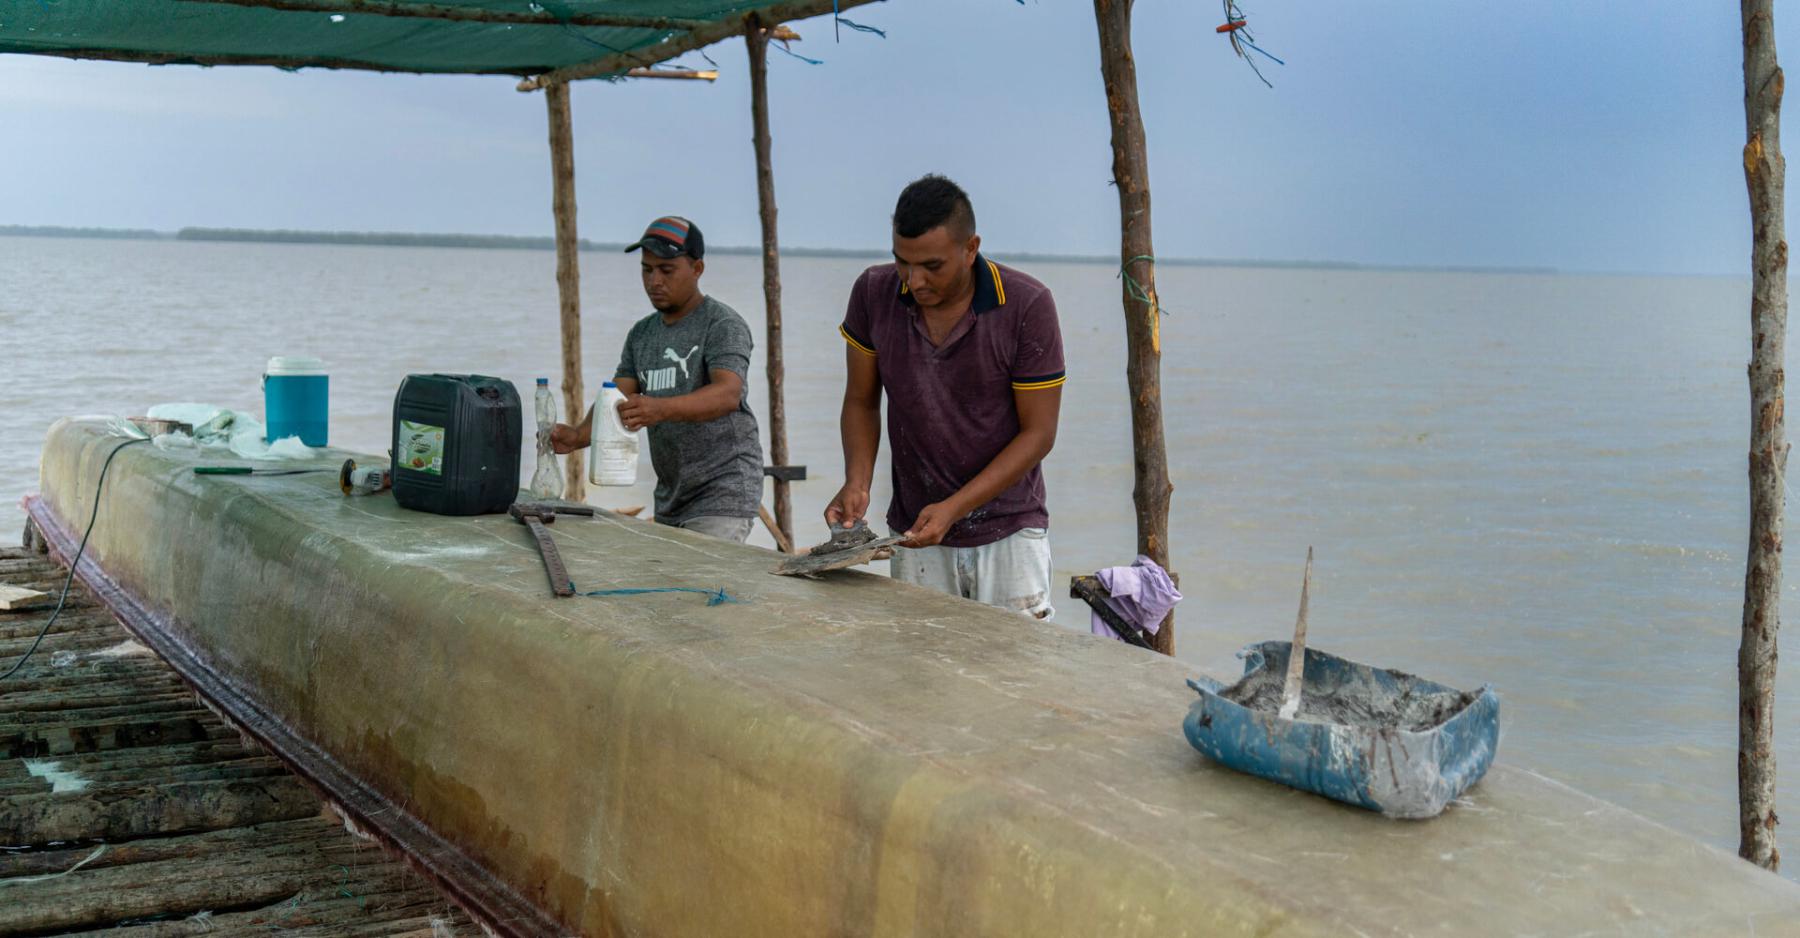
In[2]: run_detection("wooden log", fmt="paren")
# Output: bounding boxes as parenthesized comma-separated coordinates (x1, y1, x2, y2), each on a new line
(0, 631, 152, 662)
(4, 688, 192, 714)
(1739, 0, 1787, 872)
(78, 889, 459, 938)
(746, 24, 795, 551)
(0, 614, 113, 643)
(1093, 0, 1175, 656)
(0, 667, 187, 697)
(0, 831, 402, 934)
(546, 81, 588, 504)
(0, 622, 132, 651)
(0, 755, 289, 797)
(1, 713, 231, 759)
(2, 699, 213, 728)
(0, 816, 335, 878)
(69, 754, 285, 785)
(7, 737, 262, 773)
(332, 910, 471, 938)
(0, 776, 319, 846)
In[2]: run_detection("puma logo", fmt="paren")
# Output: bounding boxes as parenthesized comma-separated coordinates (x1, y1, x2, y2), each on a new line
(663, 345, 701, 380)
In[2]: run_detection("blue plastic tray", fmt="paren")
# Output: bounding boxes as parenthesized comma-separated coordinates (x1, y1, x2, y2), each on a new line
(1183, 641, 1499, 819)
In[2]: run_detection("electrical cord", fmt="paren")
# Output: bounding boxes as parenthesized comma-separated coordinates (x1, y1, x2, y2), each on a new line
(1, 436, 148, 683)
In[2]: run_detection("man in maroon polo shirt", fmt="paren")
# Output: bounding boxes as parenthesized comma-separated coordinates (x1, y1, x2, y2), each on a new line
(825, 175, 1065, 618)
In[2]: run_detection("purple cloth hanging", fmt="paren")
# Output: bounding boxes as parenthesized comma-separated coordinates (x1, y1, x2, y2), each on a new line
(1091, 555, 1182, 641)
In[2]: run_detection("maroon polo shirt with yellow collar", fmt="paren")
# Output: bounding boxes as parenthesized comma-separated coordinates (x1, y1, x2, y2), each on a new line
(839, 254, 1066, 548)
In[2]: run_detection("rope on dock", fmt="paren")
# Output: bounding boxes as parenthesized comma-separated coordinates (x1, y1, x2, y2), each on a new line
(1, 436, 148, 682)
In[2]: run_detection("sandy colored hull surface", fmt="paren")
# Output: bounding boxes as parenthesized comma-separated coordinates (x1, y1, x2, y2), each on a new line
(31, 419, 1800, 936)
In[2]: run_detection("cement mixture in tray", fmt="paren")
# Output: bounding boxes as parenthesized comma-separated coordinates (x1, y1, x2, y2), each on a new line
(1221, 662, 1479, 733)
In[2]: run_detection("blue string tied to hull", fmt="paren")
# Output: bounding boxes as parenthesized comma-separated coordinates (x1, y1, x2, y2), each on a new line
(575, 585, 739, 606)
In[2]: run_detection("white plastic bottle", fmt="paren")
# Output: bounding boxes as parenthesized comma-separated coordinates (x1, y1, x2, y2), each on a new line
(530, 378, 564, 499)
(589, 381, 639, 486)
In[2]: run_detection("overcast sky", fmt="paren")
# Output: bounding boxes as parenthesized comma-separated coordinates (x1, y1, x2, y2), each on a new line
(0, 1, 1783, 275)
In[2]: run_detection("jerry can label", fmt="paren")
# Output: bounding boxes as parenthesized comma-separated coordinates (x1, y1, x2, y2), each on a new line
(398, 421, 445, 475)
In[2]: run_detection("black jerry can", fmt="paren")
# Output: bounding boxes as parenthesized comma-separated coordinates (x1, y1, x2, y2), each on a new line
(391, 374, 522, 516)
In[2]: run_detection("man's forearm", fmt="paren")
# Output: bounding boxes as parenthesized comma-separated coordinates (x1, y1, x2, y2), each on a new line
(840, 401, 881, 490)
(651, 383, 739, 423)
(945, 429, 1056, 518)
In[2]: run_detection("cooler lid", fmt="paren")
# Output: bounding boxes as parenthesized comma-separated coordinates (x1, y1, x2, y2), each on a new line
(266, 356, 326, 376)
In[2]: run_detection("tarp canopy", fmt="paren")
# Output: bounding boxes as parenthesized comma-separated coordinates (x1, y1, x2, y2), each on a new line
(0, 0, 854, 80)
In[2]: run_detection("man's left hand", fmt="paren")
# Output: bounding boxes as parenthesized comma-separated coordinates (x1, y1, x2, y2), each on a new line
(617, 394, 667, 431)
(902, 500, 965, 548)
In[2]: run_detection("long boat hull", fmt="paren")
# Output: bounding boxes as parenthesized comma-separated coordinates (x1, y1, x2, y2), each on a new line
(29, 418, 1800, 936)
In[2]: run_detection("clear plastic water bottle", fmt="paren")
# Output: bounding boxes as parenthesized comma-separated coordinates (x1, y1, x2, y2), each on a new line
(531, 378, 563, 500)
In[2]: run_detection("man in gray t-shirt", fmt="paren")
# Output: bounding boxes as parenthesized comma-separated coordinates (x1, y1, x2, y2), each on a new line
(552, 216, 763, 542)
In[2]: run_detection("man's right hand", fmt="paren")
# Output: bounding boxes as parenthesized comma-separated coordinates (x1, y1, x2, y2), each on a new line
(549, 423, 587, 454)
(824, 485, 870, 529)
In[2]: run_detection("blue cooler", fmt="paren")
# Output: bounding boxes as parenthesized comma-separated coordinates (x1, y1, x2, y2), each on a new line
(264, 355, 329, 446)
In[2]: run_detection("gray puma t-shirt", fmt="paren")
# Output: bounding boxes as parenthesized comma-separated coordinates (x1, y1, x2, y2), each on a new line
(613, 296, 762, 524)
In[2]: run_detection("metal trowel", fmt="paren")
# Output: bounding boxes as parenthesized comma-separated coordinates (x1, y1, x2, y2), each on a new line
(771, 520, 905, 578)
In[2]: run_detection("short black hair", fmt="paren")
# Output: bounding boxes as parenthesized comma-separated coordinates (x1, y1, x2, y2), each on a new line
(893, 175, 976, 239)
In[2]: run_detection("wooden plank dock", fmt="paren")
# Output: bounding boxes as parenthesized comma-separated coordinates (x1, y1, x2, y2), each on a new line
(0, 543, 474, 937)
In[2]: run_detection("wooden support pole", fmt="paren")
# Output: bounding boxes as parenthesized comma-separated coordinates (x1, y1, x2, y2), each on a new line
(1739, 0, 1786, 873)
(546, 82, 587, 503)
(1093, 0, 1174, 656)
(746, 26, 795, 550)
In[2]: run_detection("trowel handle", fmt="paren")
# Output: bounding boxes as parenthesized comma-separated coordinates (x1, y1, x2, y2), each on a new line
(194, 467, 253, 475)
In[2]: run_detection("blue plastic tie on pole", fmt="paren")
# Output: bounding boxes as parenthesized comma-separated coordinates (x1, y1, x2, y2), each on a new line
(1239, 37, 1285, 66)
(775, 43, 825, 66)
(834, 17, 886, 38)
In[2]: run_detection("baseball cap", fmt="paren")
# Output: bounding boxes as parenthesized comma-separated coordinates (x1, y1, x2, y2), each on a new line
(624, 215, 704, 260)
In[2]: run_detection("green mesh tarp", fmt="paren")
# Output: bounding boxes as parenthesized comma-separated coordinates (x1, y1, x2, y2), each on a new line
(0, 1, 835, 77)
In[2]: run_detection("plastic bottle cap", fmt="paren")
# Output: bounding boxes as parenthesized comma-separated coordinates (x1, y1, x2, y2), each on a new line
(603, 381, 617, 389)
(536, 378, 549, 385)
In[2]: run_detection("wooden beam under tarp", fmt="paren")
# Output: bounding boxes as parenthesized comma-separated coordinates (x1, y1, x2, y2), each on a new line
(625, 67, 718, 81)
(518, 0, 876, 91)
(171, 0, 712, 30)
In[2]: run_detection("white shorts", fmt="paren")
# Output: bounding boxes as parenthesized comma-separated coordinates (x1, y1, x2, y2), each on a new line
(889, 526, 1055, 620)
(674, 515, 754, 543)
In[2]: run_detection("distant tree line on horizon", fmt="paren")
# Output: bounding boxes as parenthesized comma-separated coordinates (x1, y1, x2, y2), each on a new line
(169, 227, 895, 259)
(0, 224, 167, 241)
(0, 224, 1558, 274)
(174, 227, 617, 252)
